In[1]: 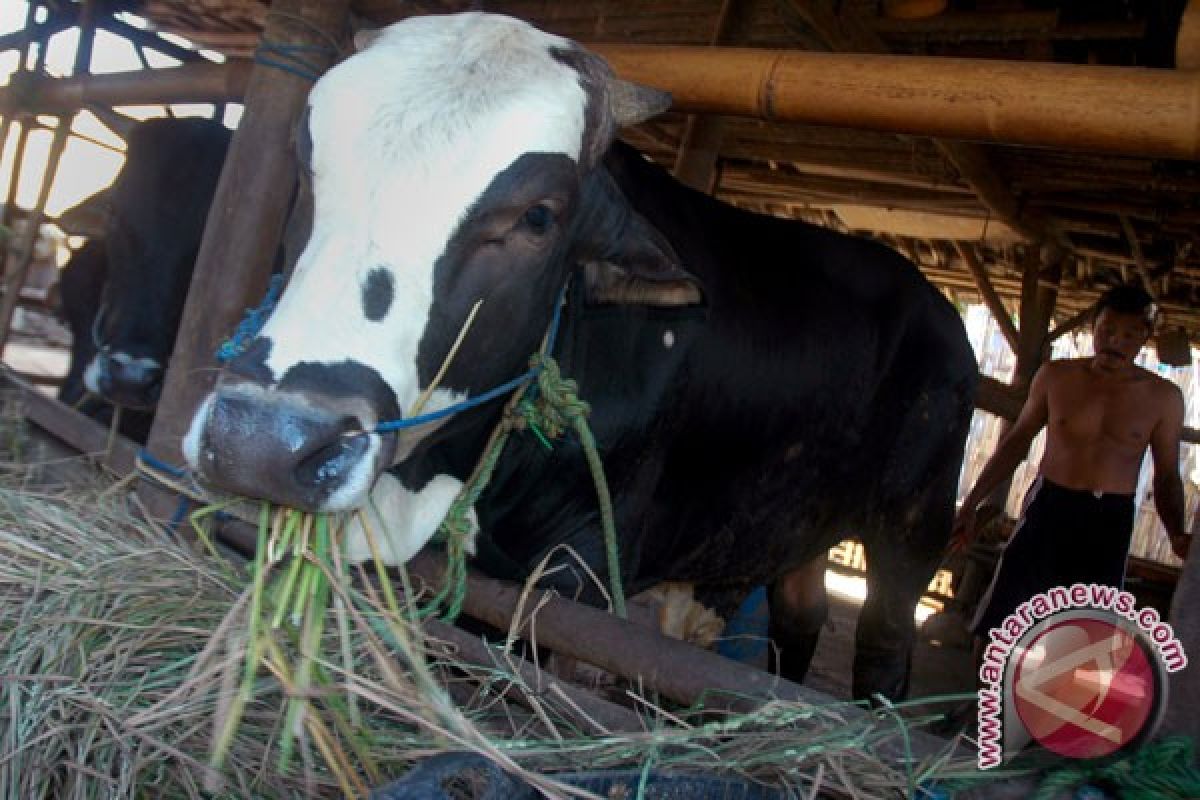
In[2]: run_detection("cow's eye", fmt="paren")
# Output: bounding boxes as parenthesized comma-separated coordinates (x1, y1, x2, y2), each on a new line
(521, 204, 555, 235)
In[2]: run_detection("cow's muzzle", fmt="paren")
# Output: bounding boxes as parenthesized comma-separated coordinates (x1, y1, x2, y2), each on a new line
(84, 350, 163, 409)
(186, 383, 387, 511)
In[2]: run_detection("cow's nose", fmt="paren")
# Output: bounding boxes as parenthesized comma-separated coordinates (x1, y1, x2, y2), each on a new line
(87, 351, 163, 409)
(193, 386, 376, 511)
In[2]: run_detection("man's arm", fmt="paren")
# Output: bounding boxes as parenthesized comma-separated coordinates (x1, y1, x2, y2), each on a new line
(949, 363, 1053, 551)
(1149, 382, 1189, 561)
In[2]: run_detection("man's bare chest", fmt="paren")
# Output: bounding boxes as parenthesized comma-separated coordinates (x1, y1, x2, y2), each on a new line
(1048, 379, 1158, 450)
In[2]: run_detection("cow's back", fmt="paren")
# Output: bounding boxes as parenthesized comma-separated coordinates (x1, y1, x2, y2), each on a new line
(602, 141, 977, 583)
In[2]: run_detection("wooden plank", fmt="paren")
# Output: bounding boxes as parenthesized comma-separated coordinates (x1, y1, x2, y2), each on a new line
(672, 0, 746, 194)
(0, 368, 138, 475)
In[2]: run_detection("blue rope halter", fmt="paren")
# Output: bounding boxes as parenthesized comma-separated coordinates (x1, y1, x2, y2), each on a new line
(374, 287, 567, 433)
(216, 279, 569, 435)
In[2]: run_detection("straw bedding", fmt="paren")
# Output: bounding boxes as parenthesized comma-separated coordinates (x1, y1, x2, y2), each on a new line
(0, 430, 1006, 799)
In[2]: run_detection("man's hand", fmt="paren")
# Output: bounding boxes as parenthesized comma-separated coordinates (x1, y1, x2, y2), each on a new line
(1170, 532, 1192, 562)
(948, 504, 978, 554)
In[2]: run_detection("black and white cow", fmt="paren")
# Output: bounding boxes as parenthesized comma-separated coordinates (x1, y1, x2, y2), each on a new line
(72, 117, 231, 418)
(184, 13, 977, 700)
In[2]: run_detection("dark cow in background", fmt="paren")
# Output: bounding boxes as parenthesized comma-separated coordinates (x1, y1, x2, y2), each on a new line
(185, 13, 977, 700)
(58, 116, 230, 437)
(57, 239, 107, 410)
(55, 239, 158, 440)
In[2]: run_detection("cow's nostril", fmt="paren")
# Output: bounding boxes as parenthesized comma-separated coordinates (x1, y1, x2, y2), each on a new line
(198, 388, 376, 510)
(294, 431, 371, 491)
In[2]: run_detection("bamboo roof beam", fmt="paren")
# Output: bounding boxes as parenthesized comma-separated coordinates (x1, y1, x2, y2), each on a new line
(8, 45, 1200, 164)
(586, 44, 1200, 162)
(736, 0, 1053, 244)
(0, 60, 254, 113)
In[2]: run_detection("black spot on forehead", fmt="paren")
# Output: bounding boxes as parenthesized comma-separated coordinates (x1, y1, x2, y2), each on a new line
(361, 267, 394, 322)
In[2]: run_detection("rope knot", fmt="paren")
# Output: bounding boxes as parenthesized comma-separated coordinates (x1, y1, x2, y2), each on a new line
(216, 274, 284, 363)
(524, 354, 589, 440)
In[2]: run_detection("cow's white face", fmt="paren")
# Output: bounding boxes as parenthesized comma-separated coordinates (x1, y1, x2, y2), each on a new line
(266, 14, 590, 418)
(184, 12, 678, 514)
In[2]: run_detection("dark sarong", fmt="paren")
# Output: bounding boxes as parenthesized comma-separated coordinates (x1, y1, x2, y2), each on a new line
(970, 476, 1136, 636)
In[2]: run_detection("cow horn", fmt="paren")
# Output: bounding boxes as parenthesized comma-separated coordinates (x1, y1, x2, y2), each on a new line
(609, 79, 672, 127)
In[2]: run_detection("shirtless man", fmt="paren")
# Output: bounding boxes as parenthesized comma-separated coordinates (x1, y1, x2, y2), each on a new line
(954, 284, 1191, 640)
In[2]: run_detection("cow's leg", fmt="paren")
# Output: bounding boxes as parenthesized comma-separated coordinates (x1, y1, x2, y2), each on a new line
(767, 554, 828, 682)
(854, 470, 958, 701)
(853, 541, 934, 701)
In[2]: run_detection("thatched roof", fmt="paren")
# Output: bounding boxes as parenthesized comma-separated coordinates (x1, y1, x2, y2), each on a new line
(128, 0, 1200, 349)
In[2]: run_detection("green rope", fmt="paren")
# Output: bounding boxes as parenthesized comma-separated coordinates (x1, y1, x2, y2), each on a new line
(526, 353, 627, 619)
(423, 352, 627, 621)
(1033, 737, 1200, 800)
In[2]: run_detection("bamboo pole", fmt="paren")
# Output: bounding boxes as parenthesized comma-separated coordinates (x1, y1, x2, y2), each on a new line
(424, 617, 645, 734)
(9, 46, 1200, 161)
(0, 1, 47, 232)
(0, 60, 254, 114)
(954, 241, 1018, 353)
(588, 43, 1200, 161)
(139, 0, 350, 526)
(0, 2, 98, 353)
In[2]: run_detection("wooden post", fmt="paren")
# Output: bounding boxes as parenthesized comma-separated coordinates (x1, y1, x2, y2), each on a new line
(955, 241, 1018, 354)
(980, 245, 1061, 510)
(1164, 0, 1200, 720)
(0, 2, 97, 353)
(1166, 518, 1200, 740)
(1177, 0, 1200, 69)
(139, 0, 350, 524)
(671, 0, 747, 194)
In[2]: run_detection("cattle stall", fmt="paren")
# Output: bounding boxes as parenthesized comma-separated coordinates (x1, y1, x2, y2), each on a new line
(1, 1, 1199, 797)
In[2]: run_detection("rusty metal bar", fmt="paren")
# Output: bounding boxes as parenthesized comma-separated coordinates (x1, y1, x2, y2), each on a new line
(424, 618, 645, 734)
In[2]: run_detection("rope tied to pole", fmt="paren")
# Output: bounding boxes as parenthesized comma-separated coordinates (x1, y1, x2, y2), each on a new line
(253, 10, 344, 84)
(215, 273, 284, 363)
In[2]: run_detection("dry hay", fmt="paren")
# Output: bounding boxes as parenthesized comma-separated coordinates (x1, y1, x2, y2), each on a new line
(0, 426, 1017, 799)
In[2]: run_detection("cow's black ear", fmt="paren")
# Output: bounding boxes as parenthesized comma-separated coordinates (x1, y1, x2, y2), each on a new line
(584, 211, 703, 307)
